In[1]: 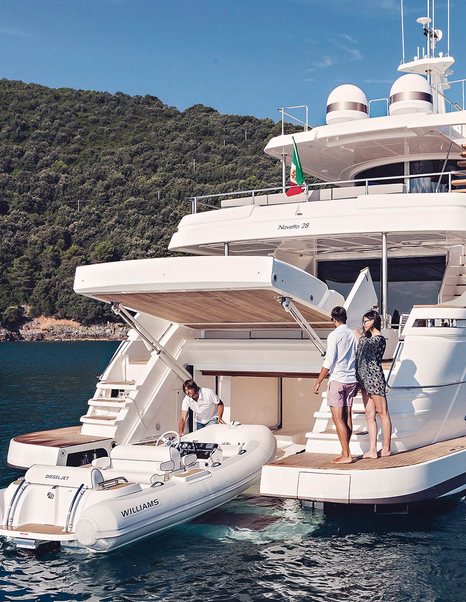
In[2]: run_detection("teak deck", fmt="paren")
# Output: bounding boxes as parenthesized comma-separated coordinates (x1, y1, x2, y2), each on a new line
(2, 523, 66, 535)
(268, 436, 466, 471)
(95, 290, 333, 329)
(13, 426, 112, 448)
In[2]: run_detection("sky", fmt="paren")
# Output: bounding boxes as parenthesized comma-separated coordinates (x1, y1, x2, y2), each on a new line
(0, 0, 465, 124)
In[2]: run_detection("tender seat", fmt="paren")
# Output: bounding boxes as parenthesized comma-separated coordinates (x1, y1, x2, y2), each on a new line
(25, 465, 104, 489)
(109, 444, 182, 474)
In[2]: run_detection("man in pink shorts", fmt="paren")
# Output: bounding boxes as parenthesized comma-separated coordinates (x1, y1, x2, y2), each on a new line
(314, 306, 357, 464)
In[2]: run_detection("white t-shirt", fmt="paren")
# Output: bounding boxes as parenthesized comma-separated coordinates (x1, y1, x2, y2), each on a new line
(181, 387, 221, 424)
(322, 324, 357, 384)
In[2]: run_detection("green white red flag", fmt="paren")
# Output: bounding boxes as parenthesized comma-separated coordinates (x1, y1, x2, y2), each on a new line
(286, 138, 305, 196)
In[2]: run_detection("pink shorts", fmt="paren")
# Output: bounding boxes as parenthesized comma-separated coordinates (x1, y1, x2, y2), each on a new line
(327, 381, 357, 408)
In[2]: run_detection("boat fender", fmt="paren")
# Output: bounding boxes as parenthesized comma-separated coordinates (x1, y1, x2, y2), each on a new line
(75, 518, 98, 547)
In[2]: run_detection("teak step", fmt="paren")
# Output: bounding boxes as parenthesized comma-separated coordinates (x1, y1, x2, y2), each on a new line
(451, 179, 466, 186)
(88, 400, 128, 408)
(81, 415, 117, 421)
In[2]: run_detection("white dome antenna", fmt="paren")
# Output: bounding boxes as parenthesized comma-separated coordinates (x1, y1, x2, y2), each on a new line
(416, 16, 431, 27)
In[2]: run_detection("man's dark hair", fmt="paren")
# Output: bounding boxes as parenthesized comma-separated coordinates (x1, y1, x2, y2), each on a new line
(331, 306, 347, 324)
(182, 379, 200, 394)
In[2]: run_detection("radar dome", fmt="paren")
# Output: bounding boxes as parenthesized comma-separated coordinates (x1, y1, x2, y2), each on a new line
(389, 74, 433, 116)
(326, 85, 368, 125)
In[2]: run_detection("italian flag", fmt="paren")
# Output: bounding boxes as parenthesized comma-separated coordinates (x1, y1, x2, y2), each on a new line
(286, 138, 305, 196)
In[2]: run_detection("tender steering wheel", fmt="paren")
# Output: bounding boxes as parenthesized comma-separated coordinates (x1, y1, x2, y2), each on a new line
(155, 430, 180, 448)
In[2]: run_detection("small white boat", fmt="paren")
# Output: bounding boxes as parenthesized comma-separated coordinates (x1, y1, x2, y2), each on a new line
(0, 423, 276, 553)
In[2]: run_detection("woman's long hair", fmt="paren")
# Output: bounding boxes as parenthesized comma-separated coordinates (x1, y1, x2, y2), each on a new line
(363, 310, 382, 337)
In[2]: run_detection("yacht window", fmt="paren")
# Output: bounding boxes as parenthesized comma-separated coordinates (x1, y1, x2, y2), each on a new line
(318, 256, 444, 314)
(356, 160, 457, 191)
(413, 318, 461, 328)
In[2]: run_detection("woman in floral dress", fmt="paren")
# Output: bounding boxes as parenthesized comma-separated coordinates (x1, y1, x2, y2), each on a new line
(355, 310, 392, 458)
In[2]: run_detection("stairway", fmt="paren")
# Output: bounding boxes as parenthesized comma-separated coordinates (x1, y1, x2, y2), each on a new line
(80, 339, 150, 436)
(306, 390, 370, 455)
(79, 319, 190, 443)
(438, 245, 466, 303)
(451, 143, 466, 191)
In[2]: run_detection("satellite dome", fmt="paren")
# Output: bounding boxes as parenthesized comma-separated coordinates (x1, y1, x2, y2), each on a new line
(389, 74, 433, 116)
(326, 84, 368, 125)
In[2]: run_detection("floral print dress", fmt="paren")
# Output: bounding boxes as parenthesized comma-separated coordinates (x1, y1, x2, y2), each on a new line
(356, 334, 386, 396)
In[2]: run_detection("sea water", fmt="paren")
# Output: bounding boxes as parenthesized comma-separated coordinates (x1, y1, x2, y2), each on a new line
(0, 342, 465, 602)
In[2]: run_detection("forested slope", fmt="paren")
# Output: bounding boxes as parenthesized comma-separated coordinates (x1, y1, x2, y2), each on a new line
(0, 79, 287, 326)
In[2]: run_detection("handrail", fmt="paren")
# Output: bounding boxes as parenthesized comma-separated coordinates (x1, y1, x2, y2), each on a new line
(385, 341, 404, 387)
(436, 141, 454, 192)
(278, 105, 309, 134)
(368, 98, 389, 117)
(432, 78, 466, 111)
(186, 169, 462, 213)
(65, 483, 86, 532)
(5, 479, 28, 527)
(432, 86, 463, 112)
(388, 379, 466, 390)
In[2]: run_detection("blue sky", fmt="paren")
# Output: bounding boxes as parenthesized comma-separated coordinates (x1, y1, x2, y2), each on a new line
(0, 0, 465, 124)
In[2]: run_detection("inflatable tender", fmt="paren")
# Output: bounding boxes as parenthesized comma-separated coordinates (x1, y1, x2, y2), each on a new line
(0, 423, 276, 553)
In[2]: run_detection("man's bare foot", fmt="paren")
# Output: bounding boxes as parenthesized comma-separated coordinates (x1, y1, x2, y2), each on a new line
(331, 455, 353, 464)
(363, 451, 378, 459)
(380, 449, 392, 457)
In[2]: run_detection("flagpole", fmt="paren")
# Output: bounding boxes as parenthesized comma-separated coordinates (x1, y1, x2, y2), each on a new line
(281, 151, 287, 192)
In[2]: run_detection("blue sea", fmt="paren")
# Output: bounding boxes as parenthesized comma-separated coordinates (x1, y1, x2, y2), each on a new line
(0, 342, 465, 602)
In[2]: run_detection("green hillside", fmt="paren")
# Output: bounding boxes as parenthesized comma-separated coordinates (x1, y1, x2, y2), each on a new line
(0, 79, 290, 326)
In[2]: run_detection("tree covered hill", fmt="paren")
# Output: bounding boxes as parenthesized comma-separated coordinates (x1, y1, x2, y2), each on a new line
(0, 79, 288, 326)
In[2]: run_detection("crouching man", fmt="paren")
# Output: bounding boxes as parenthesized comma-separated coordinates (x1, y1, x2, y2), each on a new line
(178, 379, 225, 436)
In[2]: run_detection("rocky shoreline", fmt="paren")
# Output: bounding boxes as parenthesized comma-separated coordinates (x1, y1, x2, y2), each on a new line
(0, 316, 128, 342)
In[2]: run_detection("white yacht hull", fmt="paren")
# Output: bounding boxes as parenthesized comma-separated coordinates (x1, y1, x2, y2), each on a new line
(261, 436, 466, 506)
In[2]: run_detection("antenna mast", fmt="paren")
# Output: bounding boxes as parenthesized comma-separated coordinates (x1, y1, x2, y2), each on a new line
(400, 0, 405, 63)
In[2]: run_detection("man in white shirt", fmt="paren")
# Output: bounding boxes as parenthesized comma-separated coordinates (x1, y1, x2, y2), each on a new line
(178, 379, 225, 436)
(314, 306, 357, 464)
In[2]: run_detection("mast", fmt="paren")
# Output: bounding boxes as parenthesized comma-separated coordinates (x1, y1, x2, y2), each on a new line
(398, 0, 453, 114)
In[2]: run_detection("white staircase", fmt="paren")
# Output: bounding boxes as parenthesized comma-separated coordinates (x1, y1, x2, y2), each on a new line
(438, 245, 466, 303)
(79, 315, 192, 443)
(80, 338, 151, 434)
(306, 391, 370, 455)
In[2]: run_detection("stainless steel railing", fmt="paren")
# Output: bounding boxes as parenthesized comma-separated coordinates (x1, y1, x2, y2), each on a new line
(186, 169, 462, 214)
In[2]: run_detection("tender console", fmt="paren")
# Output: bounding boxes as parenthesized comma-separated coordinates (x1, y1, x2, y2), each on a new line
(178, 441, 219, 460)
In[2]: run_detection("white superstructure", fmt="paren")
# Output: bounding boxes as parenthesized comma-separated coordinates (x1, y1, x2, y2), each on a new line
(2, 1, 466, 523)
